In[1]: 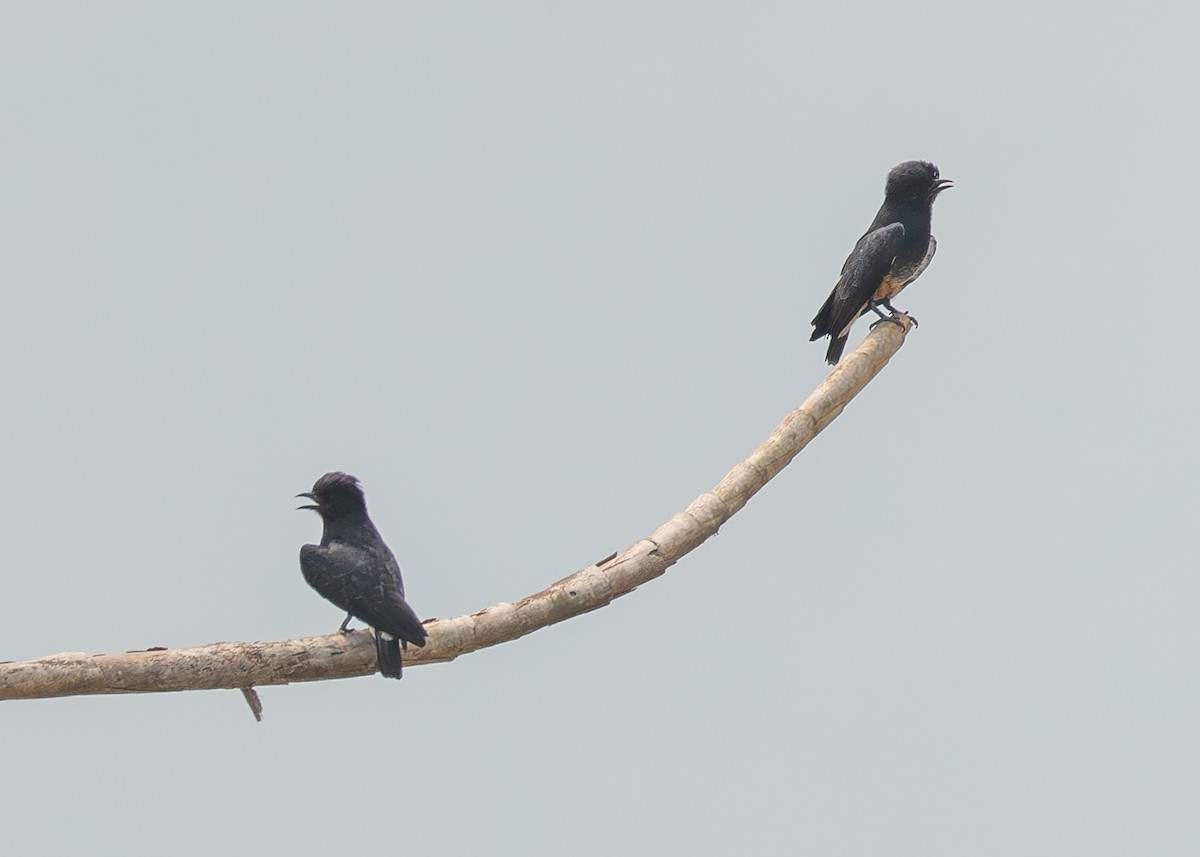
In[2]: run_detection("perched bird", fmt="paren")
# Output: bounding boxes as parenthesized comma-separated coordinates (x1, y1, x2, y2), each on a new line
(297, 471, 427, 679)
(810, 160, 952, 364)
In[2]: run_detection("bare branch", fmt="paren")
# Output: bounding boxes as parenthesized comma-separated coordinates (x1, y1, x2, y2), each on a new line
(0, 318, 914, 701)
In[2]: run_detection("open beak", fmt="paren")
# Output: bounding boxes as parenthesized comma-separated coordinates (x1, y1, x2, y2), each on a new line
(296, 492, 319, 511)
(934, 178, 954, 194)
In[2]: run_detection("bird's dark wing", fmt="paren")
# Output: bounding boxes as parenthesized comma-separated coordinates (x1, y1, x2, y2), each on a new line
(345, 548, 428, 647)
(818, 222, 907, 340)
(299, 542, 359, 615)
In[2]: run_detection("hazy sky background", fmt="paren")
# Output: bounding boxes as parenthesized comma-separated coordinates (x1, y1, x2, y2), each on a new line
(2, 3, 1197, 854)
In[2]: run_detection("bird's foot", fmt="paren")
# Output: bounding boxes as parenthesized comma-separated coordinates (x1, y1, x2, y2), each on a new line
(868, 309, 912, 331)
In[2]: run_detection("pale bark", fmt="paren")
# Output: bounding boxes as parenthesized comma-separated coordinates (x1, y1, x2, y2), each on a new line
(0, 317, 914, 703)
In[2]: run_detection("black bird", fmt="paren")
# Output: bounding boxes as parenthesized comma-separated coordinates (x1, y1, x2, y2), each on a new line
(297, 471, 427, 679)
(810, 160, 952, 364)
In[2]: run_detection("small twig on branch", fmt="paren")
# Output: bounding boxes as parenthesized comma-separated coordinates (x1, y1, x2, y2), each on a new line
(240, 687, 263, 722)
(0, 317, 914, 702)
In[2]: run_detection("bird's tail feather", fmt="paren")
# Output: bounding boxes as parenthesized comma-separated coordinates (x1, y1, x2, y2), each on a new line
(810, 296, 835, 341)
(825, 335, 848, 365)
(376, 632, 403, 679)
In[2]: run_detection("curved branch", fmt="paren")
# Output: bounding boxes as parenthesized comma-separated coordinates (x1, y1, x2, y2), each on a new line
(0, 318, 914, 701)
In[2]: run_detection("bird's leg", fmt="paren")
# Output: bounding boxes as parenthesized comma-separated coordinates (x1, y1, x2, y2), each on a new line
(866, 299, 891, 320)
(867, 300, 902, 330)
(868, 299, 918, 330)
(338, 612, 353, 634)
(880, 298, 919, 328)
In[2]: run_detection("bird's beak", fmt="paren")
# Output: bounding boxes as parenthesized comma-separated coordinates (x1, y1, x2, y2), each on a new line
(934, 178, 954, 193)
(296, 492, 319, 511)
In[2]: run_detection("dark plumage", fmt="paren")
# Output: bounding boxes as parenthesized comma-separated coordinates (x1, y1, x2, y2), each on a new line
(810, 160, 952, 364)
(297, 471, 426, 679)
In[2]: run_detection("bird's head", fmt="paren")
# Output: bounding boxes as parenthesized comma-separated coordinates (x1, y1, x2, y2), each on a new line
(885, 160, 953, 203)
(296, 471, 368, 520)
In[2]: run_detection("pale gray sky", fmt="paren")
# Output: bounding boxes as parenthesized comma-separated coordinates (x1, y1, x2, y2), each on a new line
(2, 3, 1197, 855)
